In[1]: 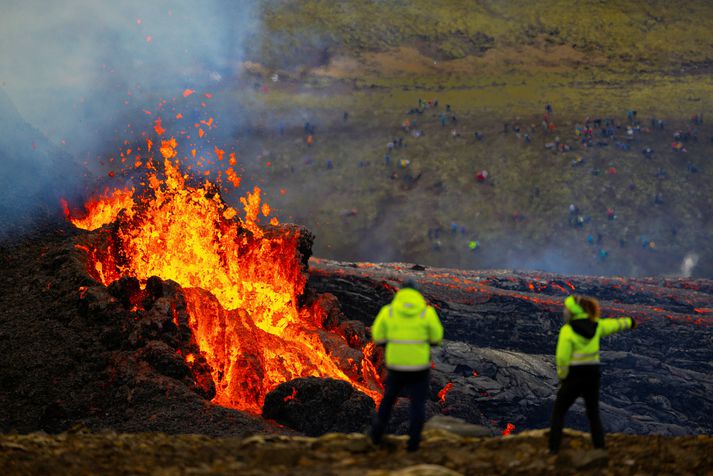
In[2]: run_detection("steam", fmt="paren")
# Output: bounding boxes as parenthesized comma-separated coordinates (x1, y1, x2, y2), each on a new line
(680, 253, 699, 278)
(0, 0, 260, 239)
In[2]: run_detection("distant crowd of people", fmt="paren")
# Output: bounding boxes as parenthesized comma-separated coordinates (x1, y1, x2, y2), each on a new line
(283, 97, 706, 269)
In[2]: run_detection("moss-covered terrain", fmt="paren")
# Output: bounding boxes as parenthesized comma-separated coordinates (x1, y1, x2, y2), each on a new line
(217, 1, 713, 277)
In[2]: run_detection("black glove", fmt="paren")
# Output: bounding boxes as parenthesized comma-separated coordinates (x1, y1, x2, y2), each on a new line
(630, 317, 637, 329)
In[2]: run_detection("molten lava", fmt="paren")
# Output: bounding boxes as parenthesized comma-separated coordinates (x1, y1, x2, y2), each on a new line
(63, 188, 135, 231)
(67, 137, 380, 413)
(438, 382, 454, 404)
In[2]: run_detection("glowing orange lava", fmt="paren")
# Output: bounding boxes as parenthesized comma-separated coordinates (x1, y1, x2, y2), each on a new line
(438, 382, 454, 404)
(502, 423, 516, 436)
(63, 188, 135, 230)
(67, 137, 381, 413)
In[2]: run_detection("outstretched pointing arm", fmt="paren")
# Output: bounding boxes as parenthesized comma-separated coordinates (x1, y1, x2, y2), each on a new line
(599, 317, 635, 337)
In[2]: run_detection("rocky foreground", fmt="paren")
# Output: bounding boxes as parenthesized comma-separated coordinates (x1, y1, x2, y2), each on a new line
(2, 428, 712, 476)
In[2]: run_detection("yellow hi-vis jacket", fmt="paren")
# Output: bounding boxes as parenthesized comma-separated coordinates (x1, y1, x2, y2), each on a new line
(556, 313, 634, 380)
(371, 288, 444, 371)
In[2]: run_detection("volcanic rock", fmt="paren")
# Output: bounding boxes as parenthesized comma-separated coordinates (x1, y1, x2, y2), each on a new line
(0, 232, 278, 436)
(308, 259, 713, 436)
(262, 376, 375, 436)
(424, 415, 492, 437)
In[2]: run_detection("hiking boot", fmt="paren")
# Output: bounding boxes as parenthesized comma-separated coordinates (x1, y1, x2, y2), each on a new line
(367, 428, 383, 446)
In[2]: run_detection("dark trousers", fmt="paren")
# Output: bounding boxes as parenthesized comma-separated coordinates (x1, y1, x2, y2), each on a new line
(371, 369, 429, 451)
(549, 365, 605, 453)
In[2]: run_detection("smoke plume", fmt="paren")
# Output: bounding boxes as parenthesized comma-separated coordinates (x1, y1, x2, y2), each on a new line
(0, 0, 260, 238)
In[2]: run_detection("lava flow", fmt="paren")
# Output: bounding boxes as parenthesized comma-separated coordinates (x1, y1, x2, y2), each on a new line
(65, 137, 381, 413)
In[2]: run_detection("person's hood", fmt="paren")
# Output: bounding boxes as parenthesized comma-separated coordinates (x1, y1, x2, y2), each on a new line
(570, 317, 598, 339)
(392, 288, 427, 316)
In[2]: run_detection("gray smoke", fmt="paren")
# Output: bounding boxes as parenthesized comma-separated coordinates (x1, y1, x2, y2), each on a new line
(0, 0, 260, 238)
(1, 0, 258, 148)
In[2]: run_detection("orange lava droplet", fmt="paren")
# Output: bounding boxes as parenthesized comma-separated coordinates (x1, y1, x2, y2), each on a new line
(143, 110, 152, 115)
(159, 137, 177, 159)
(204, 93, 213, 99)
(59, 198, 70, 219)
(186, 353, 195, 364)
(223, 207, 237, 220)
(191, 149, 197, 158)
(226, 168, 241, 188)
(283, 387, 297, 402)
(146, 139, 153, 152)
(198, 128, 205, 138)
(438, 382, 453, 404)
(279, 188, 286, 196)
(214, 146, 224, 161)
(176, 113, 183, 119)
(261, 203, 270, 217)
(502, 423, 516, 436)
(154, 118, 165, 136)
(183, 89, 195, 98)
(240, 186, 264, 238)
(269, 217, 279, 226)
(229, 153, 237, 166)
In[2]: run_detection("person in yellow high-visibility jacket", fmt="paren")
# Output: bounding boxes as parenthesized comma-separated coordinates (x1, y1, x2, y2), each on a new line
(368, 280, 443, 452)
(549, 294, 637, 454)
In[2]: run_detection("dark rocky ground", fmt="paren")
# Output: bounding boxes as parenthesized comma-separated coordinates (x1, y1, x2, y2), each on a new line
(307, 259, 713, 436)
